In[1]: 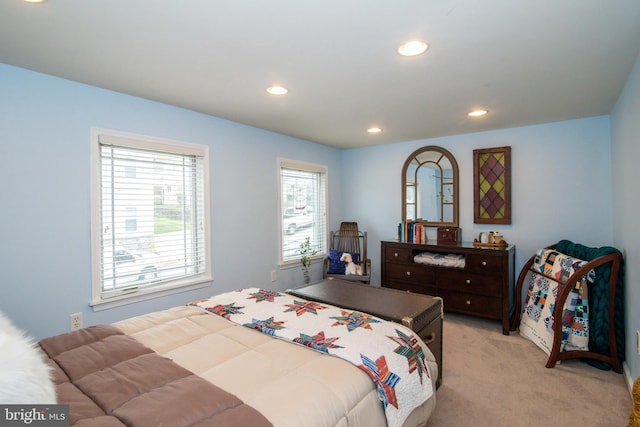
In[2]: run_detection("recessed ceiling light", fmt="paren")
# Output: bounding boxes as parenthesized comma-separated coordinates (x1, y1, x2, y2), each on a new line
(266, 85, 288, 95)
(397, 40, 429, 57)
(23, 0, 47, 3)
(468, 109, 488, 117)
(367, 127, 383, 134)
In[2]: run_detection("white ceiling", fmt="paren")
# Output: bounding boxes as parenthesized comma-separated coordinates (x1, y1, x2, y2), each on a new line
(2, 1, 639, 149)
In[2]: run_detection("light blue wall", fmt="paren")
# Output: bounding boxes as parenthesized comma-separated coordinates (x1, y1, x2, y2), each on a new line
(611, 50, 640, 386)
(341, 116, 614, 284)
(0, 64, 342, 339)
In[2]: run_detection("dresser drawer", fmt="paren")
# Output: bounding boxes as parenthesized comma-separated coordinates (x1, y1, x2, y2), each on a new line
(438, 289, 502, 318)
(466, 253, 504, 272)
(386, 262, 435, 282)
(383, 280, 436, 296)
(436, 270, 502, 295)
(381, 241, 515, 335)
(383, 245, 412, 263)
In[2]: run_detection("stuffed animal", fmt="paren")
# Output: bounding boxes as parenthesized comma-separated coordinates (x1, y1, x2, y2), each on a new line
(340, 252, 363, 275)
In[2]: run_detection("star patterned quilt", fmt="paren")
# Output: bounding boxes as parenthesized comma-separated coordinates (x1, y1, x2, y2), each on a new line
(190, 288, 434, 427)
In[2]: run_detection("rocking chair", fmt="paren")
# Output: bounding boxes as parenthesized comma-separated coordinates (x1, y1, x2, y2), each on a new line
(323, 222, 371, 284)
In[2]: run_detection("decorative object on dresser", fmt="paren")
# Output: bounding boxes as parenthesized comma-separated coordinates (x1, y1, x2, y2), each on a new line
(473, 230, 508, 248)
(381, 241, 515, 335)
(473, 146, 511, 224)
(510, 240, 624, 373)
(289, 279, 443, 389)
(323, 222, 371, 284)
(437, 226, 460, 244)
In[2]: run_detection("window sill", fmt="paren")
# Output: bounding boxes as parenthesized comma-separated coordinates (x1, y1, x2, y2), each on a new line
(279, 254, 325, 269)
(90, 276, 212, 311)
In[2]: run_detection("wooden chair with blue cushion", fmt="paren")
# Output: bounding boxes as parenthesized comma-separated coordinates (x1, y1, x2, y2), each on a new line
(323, 222, 371, 284)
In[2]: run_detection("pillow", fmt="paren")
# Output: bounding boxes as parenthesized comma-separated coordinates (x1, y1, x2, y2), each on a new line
(0, 311, 57, 404)
(327, 249, 360, 274)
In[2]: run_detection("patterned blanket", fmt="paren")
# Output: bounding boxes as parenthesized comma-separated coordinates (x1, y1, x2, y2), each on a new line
(190, 288, 434, 427)
(520, 248, 595, 355)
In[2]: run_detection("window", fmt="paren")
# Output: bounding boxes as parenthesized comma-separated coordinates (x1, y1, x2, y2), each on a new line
(90, 128, 211, 308)
(125, 207, 137, 231)
(279, 159, 327, 263)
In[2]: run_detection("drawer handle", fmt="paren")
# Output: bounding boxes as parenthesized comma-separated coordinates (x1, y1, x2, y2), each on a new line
(466, 300, 471, 305)
(394, 252, 399, 257)
(466, 279, 471, 284)
(482, 261, 487, 266)
(406, 271, 411, 276)
(422, 332, 436, 345)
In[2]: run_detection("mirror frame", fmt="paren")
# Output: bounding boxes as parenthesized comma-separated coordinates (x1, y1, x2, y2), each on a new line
(401, 145, 459, 228)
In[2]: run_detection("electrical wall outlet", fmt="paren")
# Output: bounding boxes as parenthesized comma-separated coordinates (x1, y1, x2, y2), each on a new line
(271, 270, 277, 282)
(70, 312, 83, 331)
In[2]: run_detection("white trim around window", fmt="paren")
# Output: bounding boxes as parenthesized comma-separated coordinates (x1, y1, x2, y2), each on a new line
(278, 158, 328, 266)
(90, 128, 212, 310)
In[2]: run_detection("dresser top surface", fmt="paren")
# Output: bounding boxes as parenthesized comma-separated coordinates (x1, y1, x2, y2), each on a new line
(382, 240, 515, 252)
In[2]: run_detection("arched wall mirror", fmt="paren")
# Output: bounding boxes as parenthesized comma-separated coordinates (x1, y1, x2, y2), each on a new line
(401, 146, 459, 228)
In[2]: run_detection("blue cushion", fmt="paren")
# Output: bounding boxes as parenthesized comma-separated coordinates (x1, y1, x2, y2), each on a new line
(327, 249, 360, 274)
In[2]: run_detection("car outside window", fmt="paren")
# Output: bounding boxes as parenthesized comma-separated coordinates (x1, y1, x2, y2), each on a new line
(279, 160, 327, 264)
(90, 128, 212, 309)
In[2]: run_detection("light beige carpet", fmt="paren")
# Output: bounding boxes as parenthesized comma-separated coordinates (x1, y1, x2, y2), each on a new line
(427, 313, 631, 427)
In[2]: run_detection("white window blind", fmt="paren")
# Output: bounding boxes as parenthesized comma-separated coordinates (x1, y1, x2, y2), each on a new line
(91, 129, 210, 306)
(279, 160, 327, 263)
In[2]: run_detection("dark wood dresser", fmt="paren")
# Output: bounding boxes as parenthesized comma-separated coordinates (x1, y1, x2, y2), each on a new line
(381, 241, 515, 334)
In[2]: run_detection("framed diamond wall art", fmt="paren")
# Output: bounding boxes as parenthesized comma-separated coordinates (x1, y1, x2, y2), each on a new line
(473, 146, 511, 224)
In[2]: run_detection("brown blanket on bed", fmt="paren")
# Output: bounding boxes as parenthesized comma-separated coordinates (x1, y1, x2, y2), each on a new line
(39, 325, 272, 427)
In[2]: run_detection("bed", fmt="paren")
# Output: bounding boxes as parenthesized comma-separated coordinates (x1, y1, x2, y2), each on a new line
(38, 288, 438, 427)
